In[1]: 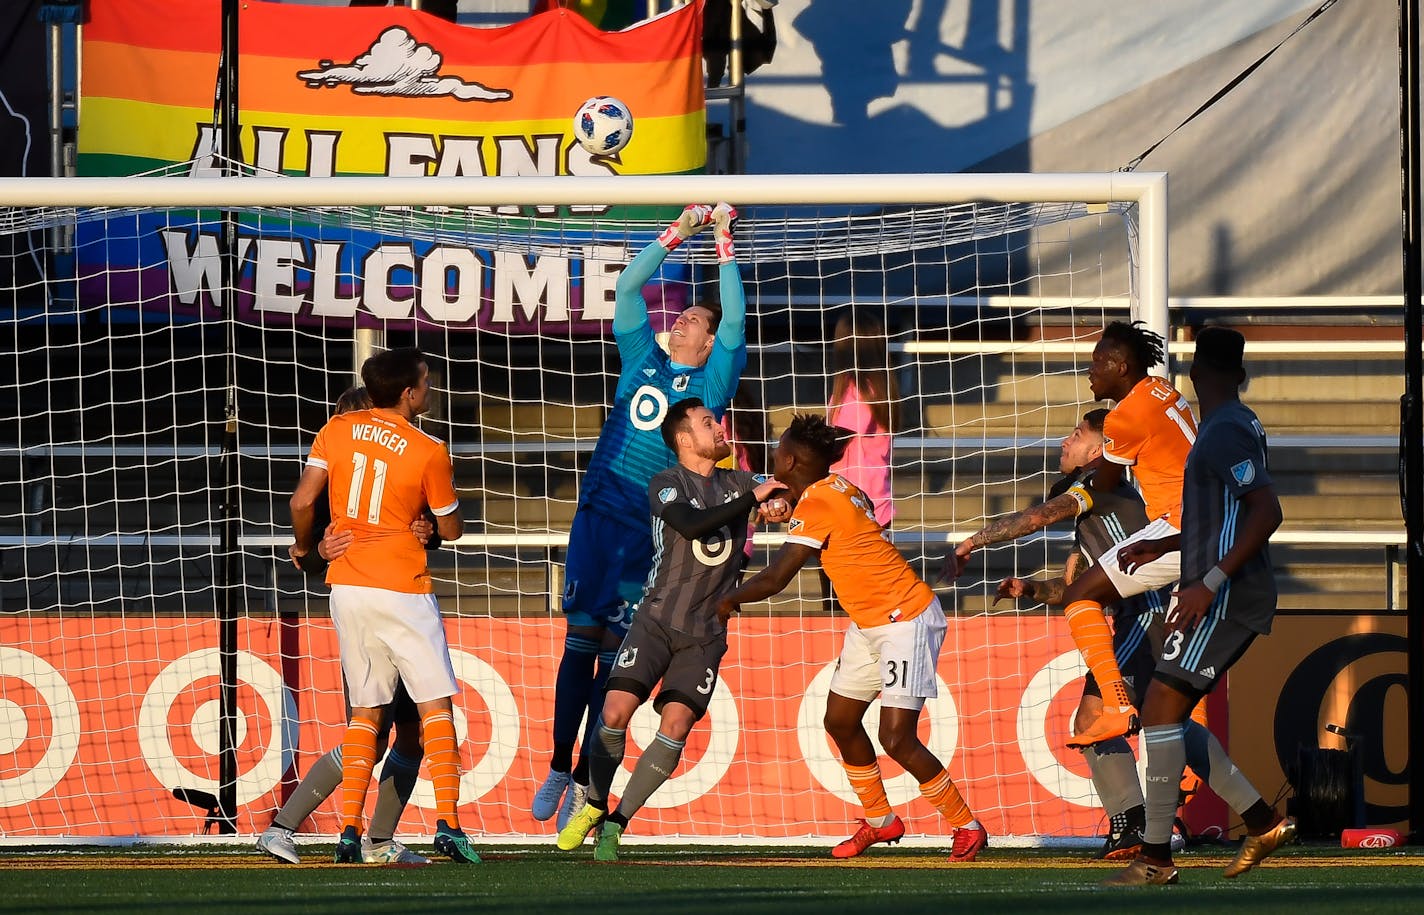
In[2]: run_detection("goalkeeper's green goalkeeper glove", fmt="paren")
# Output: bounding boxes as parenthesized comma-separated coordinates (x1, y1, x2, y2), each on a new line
(712, 202, 738, 263)
(656, 203, 713, 251)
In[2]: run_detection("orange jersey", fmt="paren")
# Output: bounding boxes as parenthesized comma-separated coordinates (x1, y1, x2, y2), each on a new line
(784, 474, 935, 628)
(1102, 376, 1197, 526)
(308, 409, 459, 594)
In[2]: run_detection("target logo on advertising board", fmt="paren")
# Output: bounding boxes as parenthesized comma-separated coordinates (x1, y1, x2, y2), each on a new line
(3, 616, 1141, 837)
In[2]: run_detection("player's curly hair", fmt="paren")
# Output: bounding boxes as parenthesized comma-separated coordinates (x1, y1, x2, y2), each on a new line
(1100, 320, 1165, 373)
(783, 413, 852, 470)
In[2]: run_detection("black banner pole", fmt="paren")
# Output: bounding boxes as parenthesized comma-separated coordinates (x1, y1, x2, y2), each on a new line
(1398, 0, 1424, 843)
(216, 0, 242, 835)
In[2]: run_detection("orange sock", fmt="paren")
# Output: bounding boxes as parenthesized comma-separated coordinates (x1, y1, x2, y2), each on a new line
(422, 708, 462, 826)
(1190, 697, 1209, 729)
(842, 762, 894, 820)
(1065, 600, 1132, 708)
(339, 716, 381, 832)
(919, 767, 972, 829)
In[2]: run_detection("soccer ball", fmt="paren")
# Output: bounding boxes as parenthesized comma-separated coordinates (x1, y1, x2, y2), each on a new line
(573, 96, 633, 157)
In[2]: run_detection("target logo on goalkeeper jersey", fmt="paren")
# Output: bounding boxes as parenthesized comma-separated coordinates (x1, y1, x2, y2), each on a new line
(629, 384, 670, 431)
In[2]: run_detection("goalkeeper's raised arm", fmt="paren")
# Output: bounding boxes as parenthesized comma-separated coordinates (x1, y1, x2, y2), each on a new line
(611, 203, 746, 409)
(534, 202, 749, 832)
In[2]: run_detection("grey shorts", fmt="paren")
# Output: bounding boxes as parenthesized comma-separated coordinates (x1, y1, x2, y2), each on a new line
(1154, 612, 1258, 695)
(604, 612, 728, 720)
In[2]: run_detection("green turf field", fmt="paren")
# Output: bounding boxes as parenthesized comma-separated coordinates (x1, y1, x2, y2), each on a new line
(4, 844, 1423, 914)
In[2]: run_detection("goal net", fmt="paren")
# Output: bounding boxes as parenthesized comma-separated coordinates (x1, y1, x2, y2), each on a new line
(0, 171, 1166, 843)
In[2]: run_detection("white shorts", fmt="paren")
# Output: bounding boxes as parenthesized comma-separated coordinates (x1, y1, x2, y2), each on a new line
(329, 584, 458, 708)
(829, 597, 947, 710)
(1098, 516, 1182, 598)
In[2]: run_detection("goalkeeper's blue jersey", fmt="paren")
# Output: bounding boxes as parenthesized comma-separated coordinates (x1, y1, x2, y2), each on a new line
(577, 243, 747, 529)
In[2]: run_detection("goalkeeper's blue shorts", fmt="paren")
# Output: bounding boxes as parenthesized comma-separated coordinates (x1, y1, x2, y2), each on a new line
(561, 508, 652, 637)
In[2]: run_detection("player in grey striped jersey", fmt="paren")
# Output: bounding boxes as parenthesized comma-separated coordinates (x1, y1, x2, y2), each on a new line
(1105, 326, 1293, 886)
(947, 409, 1203, 860)
(556, 397, 787, 860)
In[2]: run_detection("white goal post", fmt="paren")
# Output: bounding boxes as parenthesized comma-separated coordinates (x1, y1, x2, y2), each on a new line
(0, 171, 1167, 845)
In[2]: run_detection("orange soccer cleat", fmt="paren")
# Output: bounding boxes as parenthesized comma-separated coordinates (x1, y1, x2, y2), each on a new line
(831, 816, 906, 859)
(1066, 703, 1140, 749)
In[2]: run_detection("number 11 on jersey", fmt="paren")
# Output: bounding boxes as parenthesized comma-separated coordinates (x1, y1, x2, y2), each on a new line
(347, 452, 388, 524)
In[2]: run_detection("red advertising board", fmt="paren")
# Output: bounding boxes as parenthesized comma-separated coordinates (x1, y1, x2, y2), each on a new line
(3, 616, 1117, 839)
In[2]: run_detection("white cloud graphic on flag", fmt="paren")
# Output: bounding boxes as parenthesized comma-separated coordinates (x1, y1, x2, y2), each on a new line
(297, 27, 513, 102)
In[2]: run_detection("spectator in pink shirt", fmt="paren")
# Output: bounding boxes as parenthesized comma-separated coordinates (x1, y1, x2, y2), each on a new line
(828, 307, 898, 525)
(820, 308, 899, 612)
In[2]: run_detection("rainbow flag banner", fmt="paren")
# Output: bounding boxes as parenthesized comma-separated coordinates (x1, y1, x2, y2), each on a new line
(74, 0, 706, 333)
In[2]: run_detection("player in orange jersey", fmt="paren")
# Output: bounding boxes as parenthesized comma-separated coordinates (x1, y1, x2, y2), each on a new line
(1058, 321, 1197, 748)
(288, 348, 480, 865)
(260, 385, 432, 866)
(717, 414, 988, 863)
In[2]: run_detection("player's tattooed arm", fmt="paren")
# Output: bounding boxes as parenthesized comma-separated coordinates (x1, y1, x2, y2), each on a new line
(994, 575, 1066, 605)
(968, 491, 1080, 548)
(1032, 576, 1069, 605)
(943, 492, 1081, 582)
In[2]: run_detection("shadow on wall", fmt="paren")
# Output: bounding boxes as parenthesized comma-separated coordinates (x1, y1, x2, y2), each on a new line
(748, 0, 1033, 175)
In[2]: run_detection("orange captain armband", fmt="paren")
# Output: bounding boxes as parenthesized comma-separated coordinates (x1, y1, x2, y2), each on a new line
(1065, 481, 1094, 516)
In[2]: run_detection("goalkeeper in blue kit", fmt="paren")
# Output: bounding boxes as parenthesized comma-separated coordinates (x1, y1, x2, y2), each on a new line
(532, 202, 747, 828)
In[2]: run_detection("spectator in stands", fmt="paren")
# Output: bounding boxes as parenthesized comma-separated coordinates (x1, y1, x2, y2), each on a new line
(704, 0, 779, 88)
(820, 307, 897, 611)
(828, 307, 897, 527)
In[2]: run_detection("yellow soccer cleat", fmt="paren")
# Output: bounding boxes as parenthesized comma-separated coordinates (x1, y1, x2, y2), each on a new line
(556, 803, 605, 851)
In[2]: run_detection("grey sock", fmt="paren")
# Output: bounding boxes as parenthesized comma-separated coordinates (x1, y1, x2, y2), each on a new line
(1083, 737, 1143, 816)
(368, 748, 421, 842)
(615, 732, 685, 823)
(588, 724, 626, 806)
(1183, 718, 1262, 814)
(1142, 724, 1186, 846)
(273, 747, 343, 831)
